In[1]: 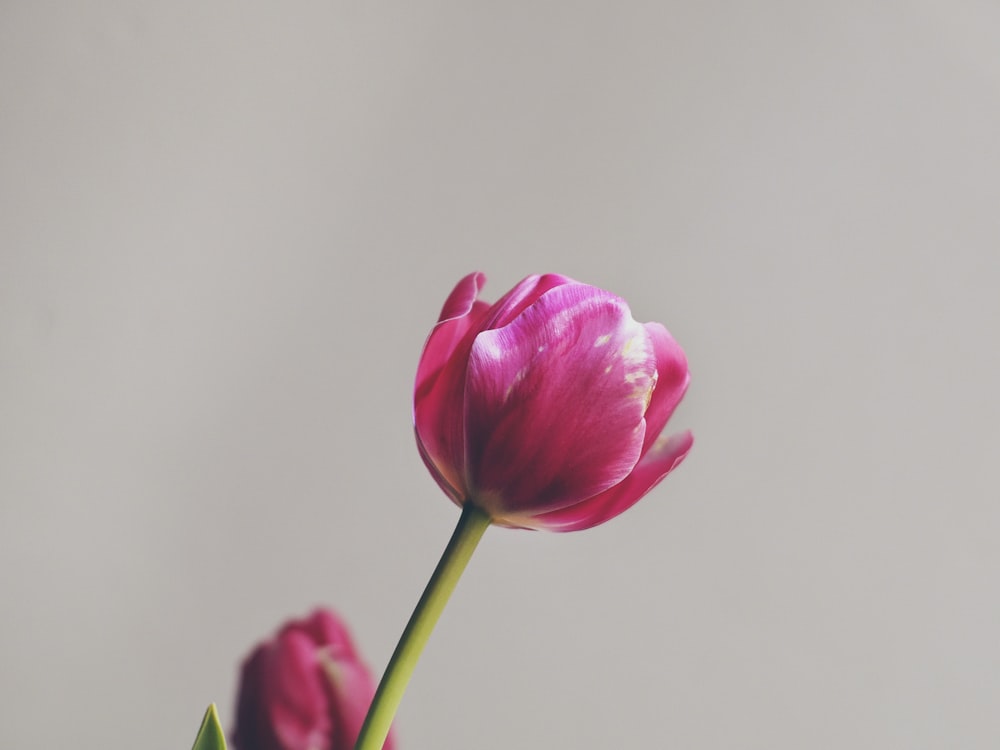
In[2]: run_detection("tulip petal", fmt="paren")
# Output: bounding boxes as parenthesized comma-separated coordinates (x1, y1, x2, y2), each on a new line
(640, 322, 690, 454)
(414, 427, 465, 503)
(532, 429, 694, 531)
(414, 272, 489, 401)
(264, 629, 332, 750)
(286, 609, 393, 749)
(320, 654, 392, 750)
(234, 647, 282, 750)
(439, 271, 487, 323)
(414, 273, 491, 501)
(465, 284, 656, 520)
(479, 273, 575, 330)
(300, 609, 362, 663)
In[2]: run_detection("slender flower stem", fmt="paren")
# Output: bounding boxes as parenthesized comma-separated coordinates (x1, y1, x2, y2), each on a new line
(354, 503, 491, 750)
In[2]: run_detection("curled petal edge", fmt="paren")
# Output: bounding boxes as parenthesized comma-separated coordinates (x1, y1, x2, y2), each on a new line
(641, 322, 690, 454)
(415, 272, 488, 400)
(529, 430, 694, 532)
(414, 274, 492, 498)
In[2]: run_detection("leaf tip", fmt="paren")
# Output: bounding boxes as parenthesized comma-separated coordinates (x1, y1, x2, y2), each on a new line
(191, 703, 228, 750)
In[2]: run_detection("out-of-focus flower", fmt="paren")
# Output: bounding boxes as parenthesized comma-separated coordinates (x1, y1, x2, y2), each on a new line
(232, 608, 393, 750)
(414, 272, 692, 532)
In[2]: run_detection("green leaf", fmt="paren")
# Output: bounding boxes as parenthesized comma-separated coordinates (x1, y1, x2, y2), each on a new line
(191, 704, 228, 750)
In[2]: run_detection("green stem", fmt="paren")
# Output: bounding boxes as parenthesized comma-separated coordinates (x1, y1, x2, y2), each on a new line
(354, 503, 491, 750)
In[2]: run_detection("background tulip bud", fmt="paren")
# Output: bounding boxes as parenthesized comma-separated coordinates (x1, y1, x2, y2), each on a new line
(232, 608, 394, 750)
(414, 272, 693, 531)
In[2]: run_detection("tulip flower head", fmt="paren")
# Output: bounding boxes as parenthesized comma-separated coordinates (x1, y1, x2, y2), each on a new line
(414, 272, 693, 531)
(232, 608, 394, 750)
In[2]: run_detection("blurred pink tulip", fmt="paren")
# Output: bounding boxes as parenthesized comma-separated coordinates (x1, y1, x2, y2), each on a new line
(414, 272, 693, 531)
(232, 608, 393, 750)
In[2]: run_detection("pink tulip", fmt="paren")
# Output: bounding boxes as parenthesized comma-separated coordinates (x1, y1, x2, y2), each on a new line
(414, 272, 693, 531)
(232, 608, 394, 750)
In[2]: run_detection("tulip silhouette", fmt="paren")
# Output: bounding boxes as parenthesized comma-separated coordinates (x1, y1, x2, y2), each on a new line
(414, 272, 693, 531)
(233, 609, 393, 750)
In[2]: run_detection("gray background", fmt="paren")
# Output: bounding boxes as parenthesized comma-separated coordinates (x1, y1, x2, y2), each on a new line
(2, 2, 999, 748)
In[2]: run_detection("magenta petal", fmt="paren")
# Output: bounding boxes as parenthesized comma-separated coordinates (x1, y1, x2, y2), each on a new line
(464, 284, 657, 519)
(414, 274, 491, 500)
(640, 322, 690, 453)
(479, 273, 575, 330)
(318, 613, 397, 750)
(311, 618, 392, 750)
(302, 609, 360, 663)
(438, 271, 487, 323)
(415, 426, 464, 504)
(265, 629, 332, 750)
(321, 655, 393, 750)
(414, 272, 489, 400)
(234, 647, 282, 750)
(532, 430, 694, 532)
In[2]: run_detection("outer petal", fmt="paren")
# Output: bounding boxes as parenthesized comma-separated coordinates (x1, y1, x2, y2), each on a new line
(311, 611, 394, 750)
(321, 657, 389, 750)
(263, 629, 332, 750)
(414, 272, 488, 397)
(531, 429, 694, 532)
(234, 647, 283, 750)
(639, 322, 690, 454)
(414, 273, 491, 501)
(300, 608, 361, 664)
(414, 428, 465, 505)
(464, 284, 656, 521)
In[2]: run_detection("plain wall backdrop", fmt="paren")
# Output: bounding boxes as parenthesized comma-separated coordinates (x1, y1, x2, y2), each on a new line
(2, 2, 999, 748)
